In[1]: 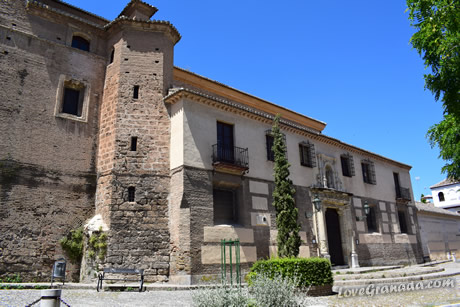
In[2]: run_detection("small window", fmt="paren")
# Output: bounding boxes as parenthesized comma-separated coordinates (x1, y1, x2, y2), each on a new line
(299, 142, 316, 168)
(109, 48, 114, 64)
(61, 82, 85, 117)
(213, 189, 236, 225)
(398, 210, 408, 234)
(341, 154, 355, 177)
(361, 160, 376, 185)
(439, 192, 445, 202)
(266, 134, 274, 161)
(133, 85, 139, 99)
(55, 76, 89, 122)
(71, 35, 90, 52)
(130, 137, 138, 151)
(128, 187, 135, 202)
(265, 130, 286, 162)
(367, 206, 378, 232)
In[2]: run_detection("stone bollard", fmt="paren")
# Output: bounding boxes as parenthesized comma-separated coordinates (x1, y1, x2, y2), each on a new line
(40, 289, 61, 307)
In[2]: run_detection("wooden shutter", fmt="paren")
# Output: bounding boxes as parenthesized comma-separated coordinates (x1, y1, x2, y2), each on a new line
(370, 161, 376, 184)
(299, 144, 306, 165)
(349, 154, 355, 176)
(308, 142, 316, 167)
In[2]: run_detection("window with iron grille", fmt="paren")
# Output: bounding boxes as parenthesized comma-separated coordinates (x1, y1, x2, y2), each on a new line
(398, 209, 408, 234)
(340, 153, 355, 177)
(367, 206, 378, 232)
(299, 141, 316, 168)
(265, 130, 286, 161)
(361, 160, 376, 185)
(213, 189, 236, 225)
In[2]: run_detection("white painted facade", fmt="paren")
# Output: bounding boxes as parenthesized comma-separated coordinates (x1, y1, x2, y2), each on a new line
(170, 97, 414, 204)
(431, 181, 460, 210)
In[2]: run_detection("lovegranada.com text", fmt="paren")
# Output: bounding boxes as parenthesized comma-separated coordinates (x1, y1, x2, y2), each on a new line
(337, 278, 455, 298)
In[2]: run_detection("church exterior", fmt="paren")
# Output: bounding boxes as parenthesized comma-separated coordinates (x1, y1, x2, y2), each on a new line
(0, 0, 423, 284)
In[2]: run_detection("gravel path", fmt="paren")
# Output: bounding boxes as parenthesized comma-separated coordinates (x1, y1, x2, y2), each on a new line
(1, 262, 459, 307)
(0, 290, 193, 307)
(0, 285, 458, 307)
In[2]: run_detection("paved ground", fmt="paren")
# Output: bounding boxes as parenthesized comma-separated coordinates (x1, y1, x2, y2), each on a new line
(1, 262, 460, 306)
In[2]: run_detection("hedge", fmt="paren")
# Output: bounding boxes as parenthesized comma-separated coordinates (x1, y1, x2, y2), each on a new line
(248, 257, 333, 287)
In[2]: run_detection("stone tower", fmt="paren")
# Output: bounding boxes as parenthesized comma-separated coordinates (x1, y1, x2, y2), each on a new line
(86, 1, 181, 282)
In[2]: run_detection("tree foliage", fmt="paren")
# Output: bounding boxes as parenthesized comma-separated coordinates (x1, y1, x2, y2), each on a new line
(407, 0, 460, 180)
(427, 114, 460, 179)
(271, 115, 301, 258)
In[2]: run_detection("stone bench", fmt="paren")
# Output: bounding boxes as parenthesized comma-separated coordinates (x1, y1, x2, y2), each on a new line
(96, 268, 144, 292)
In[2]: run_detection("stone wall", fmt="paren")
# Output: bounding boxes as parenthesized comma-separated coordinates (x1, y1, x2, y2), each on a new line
(0, 2, 104, 281)
(90, 24, 175, 282)
(169, 166, 317, 284)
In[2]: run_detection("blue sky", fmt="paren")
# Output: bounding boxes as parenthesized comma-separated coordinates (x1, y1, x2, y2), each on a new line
(67, 0, 447, 200)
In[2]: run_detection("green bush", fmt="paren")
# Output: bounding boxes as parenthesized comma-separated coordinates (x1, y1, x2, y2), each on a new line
(248, 257, 333, 287)
(60, 227, 83, 264)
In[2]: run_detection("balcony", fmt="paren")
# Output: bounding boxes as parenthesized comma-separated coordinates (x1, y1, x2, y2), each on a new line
(212, 144, 249, 175)
(396, 186, 411, 201)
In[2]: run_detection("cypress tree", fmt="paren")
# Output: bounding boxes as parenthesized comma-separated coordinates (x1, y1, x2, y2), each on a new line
(271, 114, 301, 258)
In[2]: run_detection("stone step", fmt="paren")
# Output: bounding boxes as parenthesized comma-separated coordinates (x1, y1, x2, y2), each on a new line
(333, 266, 443, 281)
(333, 269, 460, 288)
(333, 265, 402, 275)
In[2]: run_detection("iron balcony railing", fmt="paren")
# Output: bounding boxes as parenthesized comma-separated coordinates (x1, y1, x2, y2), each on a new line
(212, 144, 249, 169)
(396, 186, 411, 201)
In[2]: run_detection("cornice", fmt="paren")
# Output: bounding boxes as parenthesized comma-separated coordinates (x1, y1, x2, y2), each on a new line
(165, 88, 412, 170)
(105, 17, 181, 44)
(173, 67, 326, 133)
(26, 0, 106, 30)
(26, 1, 181, 44)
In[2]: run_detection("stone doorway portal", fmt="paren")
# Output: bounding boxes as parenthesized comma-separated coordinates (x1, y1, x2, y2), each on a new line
(325, 208, 344, 265)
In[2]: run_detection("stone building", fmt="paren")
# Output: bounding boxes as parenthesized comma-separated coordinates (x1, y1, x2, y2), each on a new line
(0, 0, 424, 283)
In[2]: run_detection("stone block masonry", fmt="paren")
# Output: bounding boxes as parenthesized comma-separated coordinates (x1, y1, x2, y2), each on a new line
(0, 1, 104, 281)
(91, 22, 176, 282)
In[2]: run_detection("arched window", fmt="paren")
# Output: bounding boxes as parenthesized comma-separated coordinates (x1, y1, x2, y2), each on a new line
(438, 192, 445, 202)
(71, 35, 90, 52)
(325, 165, 335, 189)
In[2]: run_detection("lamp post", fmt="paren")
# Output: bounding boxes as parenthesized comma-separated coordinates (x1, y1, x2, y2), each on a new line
(351, 200, 369, 268)
(363, 201, 370, 216)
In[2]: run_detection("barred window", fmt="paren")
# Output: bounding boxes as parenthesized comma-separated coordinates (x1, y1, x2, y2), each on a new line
(266, 134, 274, 161)
(299, 141, 316, 168)
(398, 210, 408, 234)
(213, 189, 236, 225)
(361, 160, 376, 185)
(341, 153, 355, 177)
(367, 206, 378, 232)
(265, 130, 286, 162)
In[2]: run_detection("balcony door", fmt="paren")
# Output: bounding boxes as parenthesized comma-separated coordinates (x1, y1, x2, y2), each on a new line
(217, 122, 234, 163)
(394, 172, 401, 198)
